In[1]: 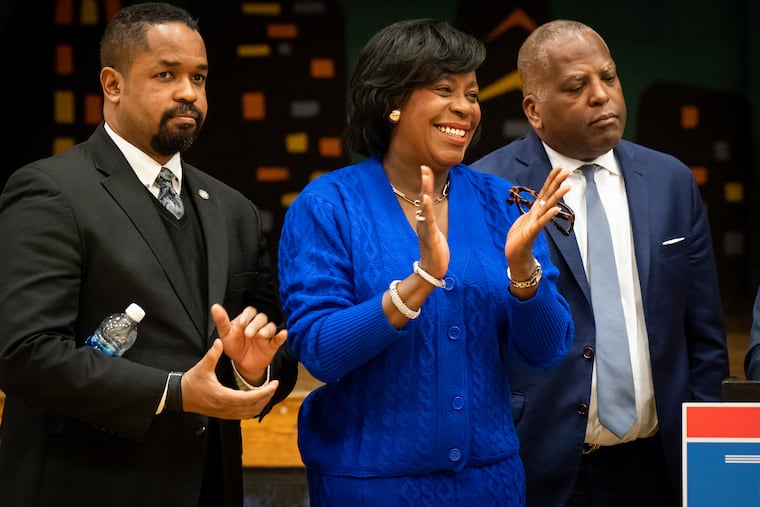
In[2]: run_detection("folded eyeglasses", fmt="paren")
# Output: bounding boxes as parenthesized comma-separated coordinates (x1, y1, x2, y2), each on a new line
(507, 186, 575, 236)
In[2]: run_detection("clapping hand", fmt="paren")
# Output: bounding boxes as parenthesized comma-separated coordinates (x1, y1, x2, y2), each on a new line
(178, 304, 285, 420)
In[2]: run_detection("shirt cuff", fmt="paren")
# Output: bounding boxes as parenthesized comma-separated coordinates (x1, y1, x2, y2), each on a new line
(231, 360, 270, 391)
(155, 375, 170, 414)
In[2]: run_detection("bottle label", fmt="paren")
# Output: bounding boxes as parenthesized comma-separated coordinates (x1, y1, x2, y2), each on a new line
(84, 331, 120, 356)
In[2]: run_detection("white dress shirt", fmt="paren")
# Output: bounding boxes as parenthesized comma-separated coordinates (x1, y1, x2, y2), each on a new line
(543, 142, 658, 445)
(103, 122, 183, 196)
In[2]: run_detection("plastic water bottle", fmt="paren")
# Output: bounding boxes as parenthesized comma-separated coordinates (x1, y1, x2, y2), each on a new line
(84, 303, 146, 357)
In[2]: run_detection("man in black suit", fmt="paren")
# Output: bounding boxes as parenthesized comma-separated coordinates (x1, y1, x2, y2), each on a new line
(0, 3, 297, 506)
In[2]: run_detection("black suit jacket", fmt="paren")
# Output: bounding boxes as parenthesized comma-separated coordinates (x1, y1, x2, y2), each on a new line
(0, 124, 298, 506)
(472, 131, 728, 505)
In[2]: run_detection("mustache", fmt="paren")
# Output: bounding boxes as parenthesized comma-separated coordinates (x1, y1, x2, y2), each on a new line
(161, 104, 203, 123)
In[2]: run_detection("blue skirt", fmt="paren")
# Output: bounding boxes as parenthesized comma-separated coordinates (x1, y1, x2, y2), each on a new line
(306, 455, 525, 507)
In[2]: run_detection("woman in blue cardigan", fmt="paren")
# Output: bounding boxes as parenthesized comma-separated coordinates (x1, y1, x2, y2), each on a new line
(278, 18, 574, 506)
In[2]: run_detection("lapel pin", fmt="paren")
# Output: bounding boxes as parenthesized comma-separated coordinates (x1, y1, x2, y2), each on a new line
(198, 189, 209, 200)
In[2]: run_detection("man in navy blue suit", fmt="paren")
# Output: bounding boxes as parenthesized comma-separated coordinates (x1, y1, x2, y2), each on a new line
(472, 19, 729, 506)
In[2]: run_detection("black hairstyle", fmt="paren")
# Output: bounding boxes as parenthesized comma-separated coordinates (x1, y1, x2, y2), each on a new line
(344, 18, 486, 158)
(100, 2, 200, 72)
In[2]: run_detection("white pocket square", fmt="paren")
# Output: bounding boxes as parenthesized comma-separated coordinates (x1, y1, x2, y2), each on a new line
(662, 237, 685, 245)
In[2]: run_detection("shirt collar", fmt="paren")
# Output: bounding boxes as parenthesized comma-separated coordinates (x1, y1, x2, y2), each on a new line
(103, 122, 183, 190)
(541, 141, 620, 176)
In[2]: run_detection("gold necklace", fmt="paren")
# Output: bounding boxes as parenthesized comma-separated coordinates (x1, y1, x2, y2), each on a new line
(390, 178, 450, 207)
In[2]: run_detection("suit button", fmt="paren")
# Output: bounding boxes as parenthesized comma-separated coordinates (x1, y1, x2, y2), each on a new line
(195, 426, 207, 437)
(577, 403, 589, 416)
(582, 346, 594, 360)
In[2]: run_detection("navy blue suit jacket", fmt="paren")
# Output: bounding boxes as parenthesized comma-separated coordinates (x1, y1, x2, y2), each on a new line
(743, 287, 760, 379)
(472, 131, 729, 505)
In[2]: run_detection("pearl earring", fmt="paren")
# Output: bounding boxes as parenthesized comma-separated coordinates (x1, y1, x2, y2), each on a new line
(389, 109, 401, 123)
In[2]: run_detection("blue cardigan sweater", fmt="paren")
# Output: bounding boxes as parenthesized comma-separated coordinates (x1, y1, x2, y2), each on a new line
(278, 157, 573, 477)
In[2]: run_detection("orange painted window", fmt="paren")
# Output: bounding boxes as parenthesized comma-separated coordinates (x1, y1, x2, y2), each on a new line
(319, 137, 342, 157)
(257, 166, 289, 182)
(311, 58, 334, 79)
(242, 92, 266, 120)
(54, 0, 74, 25)
(268, 23, 297, 39)
(691, 166, 707, 186)
(105, 0, 123, 22)
(55, 44, 74, 76)
(84, 94, 102, 124)
(681, 105, 699, 129)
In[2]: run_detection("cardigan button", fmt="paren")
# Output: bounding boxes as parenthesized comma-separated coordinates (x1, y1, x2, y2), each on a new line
(576, 403, 589, 416)
(582, 346, 594, 360)
(448, 448, 462, 462)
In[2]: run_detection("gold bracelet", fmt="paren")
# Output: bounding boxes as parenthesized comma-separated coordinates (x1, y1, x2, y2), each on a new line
(507, 260, 542, 289)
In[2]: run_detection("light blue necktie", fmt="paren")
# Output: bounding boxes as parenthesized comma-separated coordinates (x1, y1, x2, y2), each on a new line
(156, 167, 184, 219)
(582, 164, 636, 438)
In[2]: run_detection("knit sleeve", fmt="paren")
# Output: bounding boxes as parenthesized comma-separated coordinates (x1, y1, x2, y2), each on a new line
(475, 169, 574, 369)
(278, 186, 405, 383)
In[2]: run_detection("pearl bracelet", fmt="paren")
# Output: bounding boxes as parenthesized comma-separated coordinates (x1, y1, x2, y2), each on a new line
(413, 261, 446, 288)
(389, 280, 420, 319)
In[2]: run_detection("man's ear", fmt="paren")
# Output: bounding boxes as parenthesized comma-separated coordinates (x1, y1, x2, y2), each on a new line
(100, 67, 122, 104)
(522, 95, 542, 130)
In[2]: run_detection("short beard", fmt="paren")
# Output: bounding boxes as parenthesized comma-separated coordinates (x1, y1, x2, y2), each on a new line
(151, 105, 205, 156)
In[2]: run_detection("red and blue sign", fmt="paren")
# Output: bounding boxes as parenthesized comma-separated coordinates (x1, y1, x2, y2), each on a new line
(683, 403, 760, 506)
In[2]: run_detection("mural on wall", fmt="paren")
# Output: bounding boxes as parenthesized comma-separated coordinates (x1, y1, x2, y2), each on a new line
(185, 0, 349, 255)
(456, 2, 550, 164)
(0, 0, 753, 305)
(3, 0, 110, 182)
(2, 0, 349, 261)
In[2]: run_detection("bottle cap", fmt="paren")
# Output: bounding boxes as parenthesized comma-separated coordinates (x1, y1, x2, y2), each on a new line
(125, 303, 146, 323)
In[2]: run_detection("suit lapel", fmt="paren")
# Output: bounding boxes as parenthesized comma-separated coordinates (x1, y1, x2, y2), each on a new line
(514, 134, 591, 305)
(183, 167, 229, 339)
(102, 164, 208, 338)
(617, 143, 651, 303)
(91, 127, 207, 340)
